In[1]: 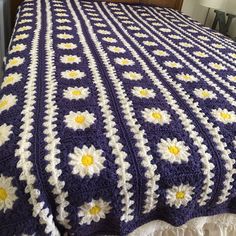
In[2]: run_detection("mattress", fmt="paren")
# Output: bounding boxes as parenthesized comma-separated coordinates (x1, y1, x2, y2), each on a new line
(0, 0, 236, 235)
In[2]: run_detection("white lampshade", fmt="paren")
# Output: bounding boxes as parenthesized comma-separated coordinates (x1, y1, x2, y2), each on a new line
(200, 0, 227, 10)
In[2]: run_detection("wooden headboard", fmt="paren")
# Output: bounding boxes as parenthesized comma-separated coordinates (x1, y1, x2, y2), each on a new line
(107, 0, 183, 10)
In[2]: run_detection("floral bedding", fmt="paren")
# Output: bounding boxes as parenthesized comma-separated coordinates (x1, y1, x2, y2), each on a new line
(0, 0, 236, 235)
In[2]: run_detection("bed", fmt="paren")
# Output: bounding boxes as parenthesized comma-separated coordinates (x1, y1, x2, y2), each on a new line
(1, 0, 236, 235)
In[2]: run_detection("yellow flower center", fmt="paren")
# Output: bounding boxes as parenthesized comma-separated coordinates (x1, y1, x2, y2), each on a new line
(168, 146, 180, 155)
(201, 91, 210, 97)
(220, 112, 231, 120)
(113, 47, 120, 52)
(5, 76, 14, 84)
(230, 76, 236, 81)
(0, 188, 8, 201)
(68, 71, 78, 78)
(0, 100, 8, 109)
(67, 56, 76, 62)
(9, 59, 18, 66)
(14, 45, 21, 51)
(230, 54, 236, 58)
(176, 191, 185, 199)
(152, 112, 162, 120)
(64, 43, 73, 49)
(139, 89, 149, 96)
(81, 154, 94, 166)
(72, 90, 81, 96)
(182, 75, 191, 80)
(75, 115, 85, 124)
(121, 59, 129, 65)
(89, 205, 101, 215)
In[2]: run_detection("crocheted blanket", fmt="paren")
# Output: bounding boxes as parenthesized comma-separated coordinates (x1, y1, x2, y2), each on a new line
(0, 0, 236, 235)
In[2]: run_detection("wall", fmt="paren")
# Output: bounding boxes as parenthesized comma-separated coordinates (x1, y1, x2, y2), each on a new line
(181, 0, 236, 38)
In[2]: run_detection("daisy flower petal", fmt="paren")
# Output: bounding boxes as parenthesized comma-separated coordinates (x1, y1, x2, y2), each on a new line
(166, 184, 194, 208)
(211, 108, 236, 124)
(157, 138, 190, 163)
(78, 198, 111, 225)
(64, 111, 96, 131)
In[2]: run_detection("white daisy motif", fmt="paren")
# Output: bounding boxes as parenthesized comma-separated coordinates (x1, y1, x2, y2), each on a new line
(0, 94, 17, 113)
(21, 13, 33, 17)
(64, 111, 96, 131)
(122, 21, 134, 24)
(198, 36, 210, 41)
(134, 33, 148, 38)
(58, 43, 77, 50)
(127, 26, 140, 31)
(209, 63, 226, 70)
(159, 28, 172, 32)
(1, 73, 22, 89)
(60, 55, 81, 64)
(229, 53, 236, 59)
(164, 61, 183, 69)
(57, 33, 74, 39)
(17, 26, 32, 32)
(63, 87, 90, 100)
(179, 42, 193, 48)
(78, 198, 111, 225)
(142, 108, 171, 125)
(115, 58, 135, 66)
(0, 124, 13, 146)
(157, 138, 190, 163)
(13, 34, 29, 41)
(0, 175, 17, 213)
(18, 19, 32, 24)
(56, 13, 69, 17)
(69, 145, 105, 178)
(143, 41, 157, 46)
(61, 70, 86, 80)
(57, 25, 72, 31)
(211, 108, 236, 124)
(212, 43, 225, 49)
(146, 17, 155, 22)
(55, 9, 67, 12)
(152, 22, 162, 26)
(56, 19, 70, 23)
(102, 37, 117, 43)
(153, 50, 169, 57)
(193, 51, 208, 58)
(169, 34, 182, 40)
(132, 87, 155, 98)
(94, 23, 107, 27)
(228, 75, 236, 83)
(97, 30, 111, 35)
(176, 73, 198, 82)
(108, 46, 126, 53)
(166, 184, 194, 208)
(123, 71, 142, 81)
(10, 44, 27, 54)
(194, 88, 217, 100)
(6, 57, 24, 69)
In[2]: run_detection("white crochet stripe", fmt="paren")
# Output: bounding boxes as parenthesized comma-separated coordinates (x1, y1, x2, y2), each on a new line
(66, 0, 134, 222)
(43, 0, 71, 229)
(88, 2, 160, 215)
(14, 0, 59, 235)
(124, 4, 235, 205)
(160, 8, 236, 67)
(108, 4, 218, 205)
(103, 3, 214, 207)
(138, 7, 236, 109)
(168, 9, 236, 50)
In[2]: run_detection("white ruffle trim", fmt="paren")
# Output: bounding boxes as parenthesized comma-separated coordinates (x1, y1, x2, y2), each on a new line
(130, 214, 236, 236)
